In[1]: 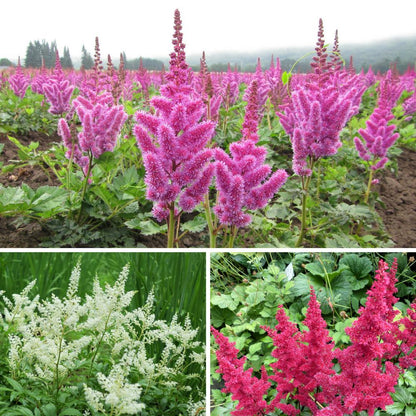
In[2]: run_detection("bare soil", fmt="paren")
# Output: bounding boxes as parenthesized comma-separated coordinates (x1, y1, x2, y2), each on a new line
(0, 132, 415, 248)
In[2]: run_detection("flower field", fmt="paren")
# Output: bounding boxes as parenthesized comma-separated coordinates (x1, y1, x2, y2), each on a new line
(1, 11, 416, 248)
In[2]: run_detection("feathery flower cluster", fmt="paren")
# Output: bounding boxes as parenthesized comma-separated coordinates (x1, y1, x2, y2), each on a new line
(1, 263, 205, 415)
(279, 20, 362, 176)
(354, 72, 401, 171)
(134, 9, 216, 222)
(213, 258, 416, 416)
(58, 92, 127, 175)
(8, 57, 30, 98)
(42, 50, 74, 114)
(211, 327, 270, 416)
(213, 80, 288, 227)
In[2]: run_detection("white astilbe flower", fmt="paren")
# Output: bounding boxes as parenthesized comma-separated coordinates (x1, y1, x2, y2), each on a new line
(84, 363, 145, 415)
(2, 263, 205, 414)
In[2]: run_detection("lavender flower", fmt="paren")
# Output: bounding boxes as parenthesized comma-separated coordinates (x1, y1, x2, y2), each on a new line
(8, 57, 30, 98)
(42, 50, 74, 114)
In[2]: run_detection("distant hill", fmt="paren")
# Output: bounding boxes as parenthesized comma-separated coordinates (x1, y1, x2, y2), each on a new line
(186, 35, 416, 73)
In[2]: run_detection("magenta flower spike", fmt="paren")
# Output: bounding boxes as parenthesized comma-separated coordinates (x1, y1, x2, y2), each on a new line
(42, 50, 74, 114)
(58, 92, 127, 176)
(213, 80, 288, 229)
(134, 10, 216, 246)
(8, 57, 30, 98)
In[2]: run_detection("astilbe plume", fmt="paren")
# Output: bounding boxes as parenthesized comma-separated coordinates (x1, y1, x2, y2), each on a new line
(42, 50, 74, 114)
(279, 19, 362, 176)
(8, 57, 30, 98)
(211, 327, 270, 416)
(213, 80, 288, 228)
(264, 56, 289, 109)
(58, 92, 127, 175)
(134, 9, 216, 225)
(318, 259, 402, 416)
(261, 287, 335, 415)
(354, 73, 400, 173)
(243, 58, 269, 112)
(216, 63, 240, 110)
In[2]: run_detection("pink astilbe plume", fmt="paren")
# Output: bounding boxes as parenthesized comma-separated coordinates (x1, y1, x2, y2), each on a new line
(278, 19, 362, 176)
(134, 9, 216, 222)
(211, 327, 270, 416)
(58, 92, 127, 176)
(8, 57, 30, 98)
(213, 80, 288, 227)
(354, 73, 400, 172)
(42, 50, 74, 114)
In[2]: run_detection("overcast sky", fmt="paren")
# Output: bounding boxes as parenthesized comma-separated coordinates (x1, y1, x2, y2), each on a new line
(2, 0, 416, 62)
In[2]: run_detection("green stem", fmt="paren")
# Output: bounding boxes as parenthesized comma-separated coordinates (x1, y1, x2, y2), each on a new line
(204, 193, 217, 248)
(228, 225, 238, 248)
(364, 167, 374, 204)
(77, 152, 94, 224)
(295, 158, 316, 247)
(167, 204, 176, 248)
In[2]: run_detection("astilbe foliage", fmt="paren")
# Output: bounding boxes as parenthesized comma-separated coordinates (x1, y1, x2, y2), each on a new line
(134, 9, 216, 224)
(213, 80, 288, 228)
(213, 258, 416, 416)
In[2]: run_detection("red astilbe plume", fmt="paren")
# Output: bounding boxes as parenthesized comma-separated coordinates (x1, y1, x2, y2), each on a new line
(211, 327, 270, 416)
(319, 259, 402, 416)
(261, 287, 335, 415)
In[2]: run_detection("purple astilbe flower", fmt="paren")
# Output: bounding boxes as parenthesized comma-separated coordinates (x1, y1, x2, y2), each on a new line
(213, 80, 288, 228)
(243, 58, 269, 112)
(42, 50, 74, 114)
(216, 63, 240, 110)
(264, 56, 289, 109)
(58, 92, 127, 176)
(134, 9, 216, 235)
(354, 74, 400, 180)
(193, 51, 222, 121)
(8, 57, 30, 98)
(31, 59, 49, 95)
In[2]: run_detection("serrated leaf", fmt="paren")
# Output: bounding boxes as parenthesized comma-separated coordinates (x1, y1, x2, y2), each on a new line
(406, 407, 416, 416)
(180, 215, 207, 233)
(211, 294, 239, 310)
(385, 402, 405, 415)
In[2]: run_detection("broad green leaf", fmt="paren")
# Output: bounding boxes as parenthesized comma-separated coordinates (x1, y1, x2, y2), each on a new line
(385, 403, 405, 415)
(180, 215, 207, 233)
(59, 409, 83, 416)
(406, 407, 416, 416)
(211, 294, 239, 311)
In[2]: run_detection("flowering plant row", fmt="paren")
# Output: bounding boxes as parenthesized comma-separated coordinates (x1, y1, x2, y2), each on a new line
(212, 258, 416, 415)
(1, 10, 415, 247)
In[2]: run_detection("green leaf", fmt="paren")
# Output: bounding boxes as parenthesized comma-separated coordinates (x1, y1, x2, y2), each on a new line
(59, 409, 83, 416)
(406, 408, 416, 416)
(6, 408, 34, 416)
(180, 214, 207, 233)
(282, 71, 291, 85)
(385, 403, 405, 415)
(211, 293, 239, 310)
(40, 404, 57, 416)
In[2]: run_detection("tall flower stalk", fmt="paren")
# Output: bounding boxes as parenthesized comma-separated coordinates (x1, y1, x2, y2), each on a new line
(212, 80, 288, 247)
(354, 71, 401, 203)
(134, 9, 216, 247)
(278, 19, 363, 246)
